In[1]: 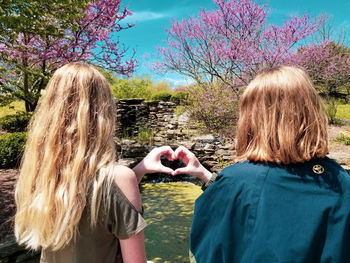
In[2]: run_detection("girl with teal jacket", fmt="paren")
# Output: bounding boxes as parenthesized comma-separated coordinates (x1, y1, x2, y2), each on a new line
(174, 66, 350, 263)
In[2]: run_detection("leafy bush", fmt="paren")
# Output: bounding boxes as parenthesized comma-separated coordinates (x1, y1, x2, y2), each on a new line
(151, 91, 172, 102)
(0, 101, 26, 118)
(170, 91, 189, 105)
(334, 131, 350, 145)
(0, 111, 33, 132)
(186, 83, 239, 139)
(150, 81, 172, 94)
(0, 132, 27, 168)
(112, 77, 152, 100)
(137, 126, 154, 145)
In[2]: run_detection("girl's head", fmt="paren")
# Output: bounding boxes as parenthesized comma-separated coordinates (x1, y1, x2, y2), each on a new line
(15, 62, 116, 250)
(236, 66, 328, 164)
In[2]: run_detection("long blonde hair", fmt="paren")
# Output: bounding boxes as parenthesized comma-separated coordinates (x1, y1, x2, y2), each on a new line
(235, 66, 328, 164)
(15, 63, 117, 251)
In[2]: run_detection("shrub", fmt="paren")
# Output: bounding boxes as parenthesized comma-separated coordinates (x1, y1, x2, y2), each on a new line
(186, 83, 239, 140)
(334, 131, 350, 145)
(150, 81, 172, 94)
(170, 91, 189, 105)
(0, 111, 33, 132)
(0, 132, 27, 168)
(151, 91, 172, 102)
(112, 77, 152, 100)
(137, 126, 154, 145)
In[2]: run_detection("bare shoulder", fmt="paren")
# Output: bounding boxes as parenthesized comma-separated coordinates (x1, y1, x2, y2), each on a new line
(111, 164, 142, 212)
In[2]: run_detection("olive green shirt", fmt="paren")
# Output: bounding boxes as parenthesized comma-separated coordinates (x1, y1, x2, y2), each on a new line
(40, 182, 147, 263)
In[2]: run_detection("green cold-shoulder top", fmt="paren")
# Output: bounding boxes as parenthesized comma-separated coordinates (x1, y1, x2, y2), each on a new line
(40, 181, 147, 263)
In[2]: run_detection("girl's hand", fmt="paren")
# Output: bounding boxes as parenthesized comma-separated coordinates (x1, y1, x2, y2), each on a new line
(133, 146, 176, 182)
(172, 146, 212, 183)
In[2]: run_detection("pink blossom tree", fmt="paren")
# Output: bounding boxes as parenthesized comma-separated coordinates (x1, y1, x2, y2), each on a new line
(153, 0, 324, 92)
(152, 0, 326, 137)
(290, 42, 350, 101)
(0, 0, 136, 111)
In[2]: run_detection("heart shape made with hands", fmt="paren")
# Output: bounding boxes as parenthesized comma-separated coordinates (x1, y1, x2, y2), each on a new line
(156, 146, 195, 175)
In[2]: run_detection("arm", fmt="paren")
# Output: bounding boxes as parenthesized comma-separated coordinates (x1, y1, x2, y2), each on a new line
(120, 231, 146, 263)
(113, 165, 147, 263)
(132, 146, 176, 183)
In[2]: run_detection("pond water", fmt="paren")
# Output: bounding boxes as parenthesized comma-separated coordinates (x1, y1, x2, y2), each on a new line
(142, 182, 202, 263)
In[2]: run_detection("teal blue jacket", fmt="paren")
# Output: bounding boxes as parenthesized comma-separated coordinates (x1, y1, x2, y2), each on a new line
(190, 157, 350, 263)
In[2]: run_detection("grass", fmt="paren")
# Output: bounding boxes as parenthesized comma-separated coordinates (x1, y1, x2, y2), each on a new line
(336, 104, 350, 120)
(0, 101, 25, 118)
(141, 182, 202, 263)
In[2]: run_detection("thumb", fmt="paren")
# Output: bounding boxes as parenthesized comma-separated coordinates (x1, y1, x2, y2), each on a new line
(172, 167, 190, 176)
(156, 165, 174, 175)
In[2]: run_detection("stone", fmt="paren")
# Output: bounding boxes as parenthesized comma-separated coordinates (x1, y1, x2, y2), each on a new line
(204, 143, 215, 151)
(120, 139, 137, 145)
(202, 160, 217, 168)
(218, 145, 230, 150)
(193, 134, 216, 144)
(327, 152, 350, 165)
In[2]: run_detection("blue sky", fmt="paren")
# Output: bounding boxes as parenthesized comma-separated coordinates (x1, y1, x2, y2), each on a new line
(116, 0, 350, 87)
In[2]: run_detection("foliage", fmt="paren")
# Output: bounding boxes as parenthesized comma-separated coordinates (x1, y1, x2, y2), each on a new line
(151, 91, 172, 102)
(137, 126, 155, 145)
(0, 101, 25, 118)
(324, 98, 338, 124)
(187, 82, 239, 139)
(112, 77, 153, 100)
(153, 0, 324, 92)
(170, 91, 189, 105)
(98, 67, 119, 86)
(0, 0, 136, 112)
(150, 81, 172, 94)
(174, 85, 190, 93)
(333, 131, 350, 146)
(0, 132, 27, 168)
(0, 1, 89, 36)
(0, 111, 33, 132)
(290, 42, 350, 102)
(336, 104, 350, 120)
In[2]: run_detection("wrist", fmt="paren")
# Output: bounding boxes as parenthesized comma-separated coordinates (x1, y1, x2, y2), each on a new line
(199, 166, 213, 183)
(201, 172, 218, 191)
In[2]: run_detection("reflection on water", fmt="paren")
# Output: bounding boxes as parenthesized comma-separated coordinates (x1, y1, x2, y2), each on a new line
(142, 182, 202, 263)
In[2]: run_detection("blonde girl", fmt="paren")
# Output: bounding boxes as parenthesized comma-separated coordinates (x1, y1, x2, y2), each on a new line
(14, 62, 175, 263)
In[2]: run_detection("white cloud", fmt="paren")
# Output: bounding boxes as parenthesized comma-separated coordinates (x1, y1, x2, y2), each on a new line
(163, 77, 195, 88)
(123, 11, 168, 23)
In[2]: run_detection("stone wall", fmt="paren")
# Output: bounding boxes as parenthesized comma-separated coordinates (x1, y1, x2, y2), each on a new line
(115, 99, 177, 138)
(114, 99, 236, 174)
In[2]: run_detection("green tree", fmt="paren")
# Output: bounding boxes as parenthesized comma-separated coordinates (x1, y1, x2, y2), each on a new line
(150, 81, 172, 94)
(0, 0, 135, 111)
(0, 0, 89, 37)
(111, 77, 153, 100)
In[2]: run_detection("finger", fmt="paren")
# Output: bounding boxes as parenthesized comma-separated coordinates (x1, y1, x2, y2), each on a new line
(172, 167, 190, 176)
(157, 166, 175, 175)
(174, 146, 193, 164)
(156, 146, 176, 160)
(174, 145, 194, 157)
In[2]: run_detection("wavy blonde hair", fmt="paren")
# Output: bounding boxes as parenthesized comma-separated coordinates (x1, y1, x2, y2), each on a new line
(15, 63, 117, 251)
(236, 66, 328, 164)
